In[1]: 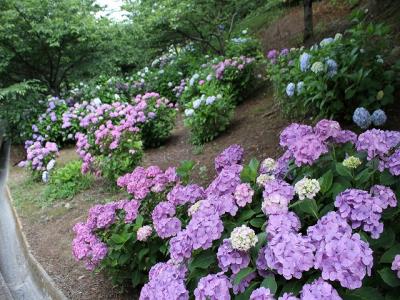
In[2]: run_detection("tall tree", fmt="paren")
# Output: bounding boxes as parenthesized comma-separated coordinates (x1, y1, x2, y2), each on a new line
(124, 0, 264, 56)
(0, 0, 111, 94)
(303, 0, 314, 42)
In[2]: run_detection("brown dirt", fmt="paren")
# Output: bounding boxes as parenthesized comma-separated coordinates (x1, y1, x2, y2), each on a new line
(9, 90, 289, 300)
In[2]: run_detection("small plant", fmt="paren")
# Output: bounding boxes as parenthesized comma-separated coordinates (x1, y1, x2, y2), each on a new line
(183, 84, 235, 145)
(43, 160, 93, 203)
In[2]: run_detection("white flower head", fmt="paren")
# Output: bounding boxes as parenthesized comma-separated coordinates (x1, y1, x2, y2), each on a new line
(184, 108, 194, 117)
(42, 171, 49, 183)
(261, 158, 277, 173)
(343, 156, 362, 169)
(230, 225, 258, 251)
(188, 200, 203, 216)
(294, 178, 320, 200)
(46, 159, 56, 171)
(256, 174, 275, 186)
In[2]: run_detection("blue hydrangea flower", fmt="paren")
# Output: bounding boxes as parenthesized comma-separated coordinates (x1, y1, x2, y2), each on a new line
(286, 83, 296, 97)
(371, 109, 387, 126)
(326, 59, 338, 77)
(300, 53, 312, 72)
(320, 37, 334, 47)
(353, 107, 371, 129)
(297, 82, 304, 94)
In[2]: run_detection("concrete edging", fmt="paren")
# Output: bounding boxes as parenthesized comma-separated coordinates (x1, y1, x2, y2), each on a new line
(5, 177, 68, 299)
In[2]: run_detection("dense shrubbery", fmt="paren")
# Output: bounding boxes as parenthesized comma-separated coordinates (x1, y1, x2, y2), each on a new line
(135, 93, 177, 148)
(75, 102, 145, 181)
(73, 120, 400, 299)
(183, 84, 235, 145)
(267, 23, 398, 120)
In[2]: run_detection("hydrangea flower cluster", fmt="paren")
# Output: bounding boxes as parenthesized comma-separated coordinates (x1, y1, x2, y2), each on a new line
(140, 261, 189, 300)
(262, 179, 294, 215)
(353, 107, 387, 129)
(342, 156, 362, 169)
(18, 141, 59, 182)
(217, 239, 250, 274)
(194, 273, 231, 300)
(294, 177, 320, 200)
(213, 56, 255, 80)
(300, 278, 342, 299)
(72, 199, 140, 270)
(214, 144, 244, 173)
(307, 212, 373, 289)
(229, 225, 258, 251)
(335, 187, 397, 239)
(391, 255, 400, 279)
(62, 99, 102, 131)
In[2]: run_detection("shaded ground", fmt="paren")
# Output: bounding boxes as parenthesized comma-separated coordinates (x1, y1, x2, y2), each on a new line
(8, 90, 289, 299)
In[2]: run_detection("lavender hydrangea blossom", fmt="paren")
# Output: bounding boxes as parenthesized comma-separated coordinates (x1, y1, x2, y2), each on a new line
(214, 144, 244, 173)
(391, 255, 400, 278)
(250, 287, 275, 300)
(194, 273, 232, 300)
(300, 278, 342, 300)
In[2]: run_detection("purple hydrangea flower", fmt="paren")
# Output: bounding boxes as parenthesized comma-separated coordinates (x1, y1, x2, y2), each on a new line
(140, 262, 189, 300)
(356, 129, 391, 160)
(234, 183, 254, 207)
(314, 119, 341, 141)
(391, 255, 400, 279)
(280, 124, 313, 149)
(217, 239, 250, 274)
(231, 272, 256, 295)
(386, 149, 400, 176)
(167, 184, 205, 206)
(169, 230, 193, 263)
(262, 179, 295, 215)
(206, 164, 242, 198)
(290, 134, 328, 166)
(214, 144, 244, 173)
(267, 212, 301, 239)
(250, 287, 275, 300)
(300, 278, 342, 299)
(194, 273, 232, 300)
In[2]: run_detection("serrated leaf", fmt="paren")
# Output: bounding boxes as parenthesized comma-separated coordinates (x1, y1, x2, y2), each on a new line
(336, 163, 353, 178)
(380, 243, 400, 263)
(189, 250, 216, 272)
(319, 170, 333, 194)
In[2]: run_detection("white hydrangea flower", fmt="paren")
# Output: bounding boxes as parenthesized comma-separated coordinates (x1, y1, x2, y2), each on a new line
(334, 33, 343, 40)
(42, 171, 49, 183)
(230, 225, 258, 251)
(343, 156, 362, 169)
(311, 61, 324, 73)
(46, 159, 56, 171)
(256, 174, 275, 186)
(294, 178, 320, 200)
(137, 225, 153, 242)
(261, 158, 277, 173)
(114, 94, 120, 100)
(261, 193, 289, 215)
(184, 109, 194, 117)
(188, 200, 203, 216)
(193, 99, 203, 109)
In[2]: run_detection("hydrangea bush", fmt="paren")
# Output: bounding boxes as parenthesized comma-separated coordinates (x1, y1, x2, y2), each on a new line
(267, 22, 398, 120)
(75, 101, 145, 181)
(18, 141, 59, 182)
(183, 83, 235, 145)
(128, 119, 400, 299)
(134, 92, 177, 148)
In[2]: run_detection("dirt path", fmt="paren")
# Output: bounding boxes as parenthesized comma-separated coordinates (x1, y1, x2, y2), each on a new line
(8, 89, 290, 299)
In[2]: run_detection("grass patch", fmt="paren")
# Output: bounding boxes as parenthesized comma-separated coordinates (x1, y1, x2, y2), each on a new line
(43, 160, 93, 205)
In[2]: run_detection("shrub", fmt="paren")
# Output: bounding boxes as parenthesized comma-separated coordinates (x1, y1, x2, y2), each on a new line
(30, 96, 75, 144)
(134, 92, 177, 148)
(225, 30, 262, 59)
(75, 101, 144, 181)
(43, 160, 93, 203)
(18, 141, 59, 182)
(137, 120, 400, 299)
(267, 23, 398, 120)
(71, 165, 186, 288)
(183, 84, 235, 145)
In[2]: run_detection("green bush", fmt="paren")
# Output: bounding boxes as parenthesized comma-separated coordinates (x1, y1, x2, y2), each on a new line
(183, 83, 235, 145)
(43, 160, 93, 203)
(267, 22, 398, 120)
(135, 93, 177, 148)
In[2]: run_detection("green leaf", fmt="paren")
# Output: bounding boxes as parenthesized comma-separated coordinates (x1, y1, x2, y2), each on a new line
(380, 244, 400, 263)
(380, 170, 398, 186)
(131, 271, 142, 288)
(235, 282, 259, 300)
(138, 248, 149, 261)
(241, 159, 260, 183)
(354, 168, 371, 184)
(343, 287, 384, 300)
(370, 227, 395, 249)
(234, 267, 255, 285)
(261, 275, 277, 294)
(250, 217, 265, 228)
(336, 163, 352, 178)
(189, 250, 216, 272)
(295, 199, 319, 219)
(319, 170, 333, 194)
(280, 280, 302, 296)
(238, 209, 256, 222)
(378, 267, 400, 287)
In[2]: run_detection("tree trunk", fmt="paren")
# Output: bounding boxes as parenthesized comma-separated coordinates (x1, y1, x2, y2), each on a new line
(303, 0, 313, 42)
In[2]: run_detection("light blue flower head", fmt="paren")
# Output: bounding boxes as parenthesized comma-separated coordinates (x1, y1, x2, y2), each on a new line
(286, 83, 296, 97)
(297, 81, 304, 94)
(371, 109, 387, 126)
(353, 107, 371, 129)
(326, 59, 338, 77)
(300, 53, 312, 72)
(320, 37, 334, 47)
